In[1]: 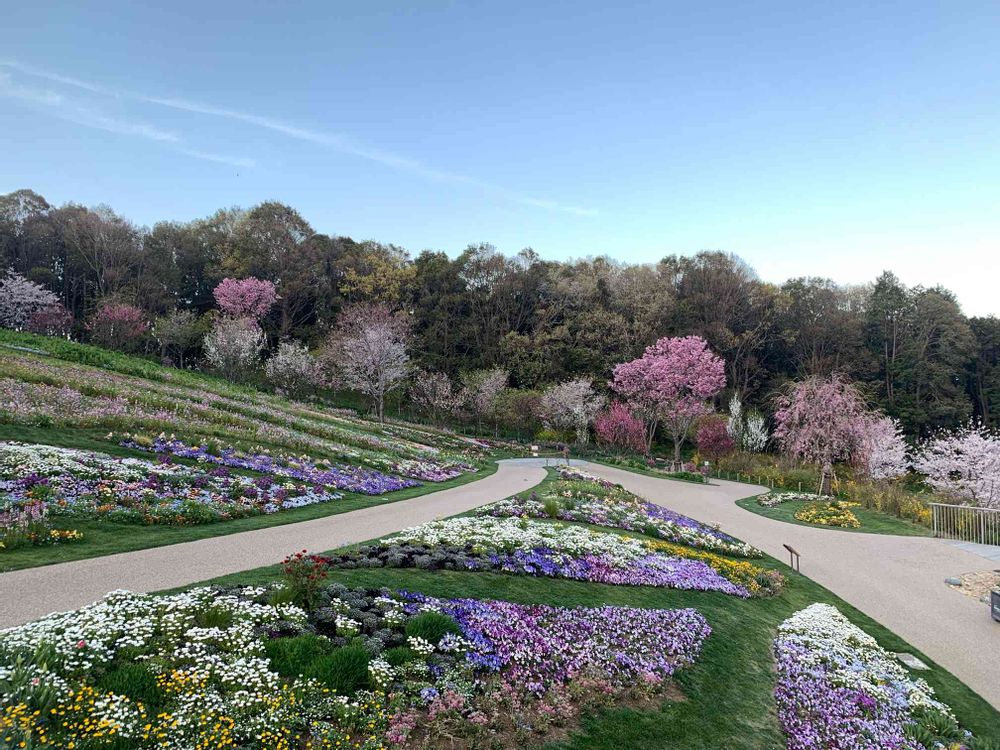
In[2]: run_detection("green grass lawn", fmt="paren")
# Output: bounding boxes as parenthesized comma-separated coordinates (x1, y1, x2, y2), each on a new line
(0, 425, 497, 572)
(736, 495, 932, 537)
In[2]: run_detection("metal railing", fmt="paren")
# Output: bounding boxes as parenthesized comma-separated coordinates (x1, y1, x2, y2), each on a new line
(930, 502, 1000, 546)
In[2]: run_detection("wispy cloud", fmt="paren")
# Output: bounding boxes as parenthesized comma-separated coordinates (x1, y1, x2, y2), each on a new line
(0, 65, 255, 169)
(1, 61, 597, 216)
(175, 148, 256, 169)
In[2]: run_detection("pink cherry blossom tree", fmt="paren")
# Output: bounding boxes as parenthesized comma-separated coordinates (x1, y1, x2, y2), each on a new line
(213, 277, 277, 320)
(610, 335, 726, 463)
(0, 271, 59, 331)
(539, 378, 607, 444)
(911, 422, 1000, 508)
(26, 304, 73, 338)
(773, 374, 870, 493)
(855, 414, 909, 481)
(594, 402, 647, 454)
(322, 304, 410, 422)
(86, 302, 149, 352)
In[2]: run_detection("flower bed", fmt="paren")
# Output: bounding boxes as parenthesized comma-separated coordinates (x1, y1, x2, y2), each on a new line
(1, 351, 483, 480)
(795, 500, 861, 528)
(481, 466, 761, 557)
(119, 435, 421, 494)
(326, 517, 755, 597)
(0, 496, 82, 551)
(0, 584, 709, 749)
(757, 491, 825, 508)
(774, 603, 980, 750)
(0, 442, 344, 526)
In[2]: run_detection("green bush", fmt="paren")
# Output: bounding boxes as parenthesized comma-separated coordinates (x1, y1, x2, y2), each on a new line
(542, 496, 562, 518)
(268, 585, 298, 606)
(309, 644, 371, 694)
(264, 634, 333, 677)
(96, 663, 163, 709)
(404, 612, 462, 644)
(382, 646, 419, 667)
(665, 470, 706, 483)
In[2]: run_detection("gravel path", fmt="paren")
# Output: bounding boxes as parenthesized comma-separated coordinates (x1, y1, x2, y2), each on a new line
(0, 461, 548, 628)
(561, 459, 1000, 710)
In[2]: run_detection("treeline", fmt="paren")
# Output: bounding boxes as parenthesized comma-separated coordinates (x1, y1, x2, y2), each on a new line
(1, 188, 997, 437)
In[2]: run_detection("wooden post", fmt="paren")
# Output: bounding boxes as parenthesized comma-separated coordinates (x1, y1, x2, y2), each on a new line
(782, 544, 801, 573)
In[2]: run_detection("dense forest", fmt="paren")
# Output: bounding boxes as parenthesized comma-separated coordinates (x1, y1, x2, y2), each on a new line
(1, 187, 997, 438)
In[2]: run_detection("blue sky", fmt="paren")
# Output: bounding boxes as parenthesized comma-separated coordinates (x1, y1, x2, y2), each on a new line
(2, 1, 999, 315)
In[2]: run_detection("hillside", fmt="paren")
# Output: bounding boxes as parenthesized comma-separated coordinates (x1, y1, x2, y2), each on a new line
(0, 330, 495, 569)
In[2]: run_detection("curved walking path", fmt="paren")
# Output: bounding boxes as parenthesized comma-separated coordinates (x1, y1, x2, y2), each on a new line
(0, 461, 548, 629)
(563, 459, 1000, 710)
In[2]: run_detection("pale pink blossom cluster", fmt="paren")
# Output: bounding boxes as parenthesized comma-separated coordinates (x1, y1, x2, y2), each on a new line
(911, 422, 1000, 508)
(773, 375, 869, 471)
(539, 378, 606, 444)
(0, 270, 60, 331)
(855, 414, 909, 481)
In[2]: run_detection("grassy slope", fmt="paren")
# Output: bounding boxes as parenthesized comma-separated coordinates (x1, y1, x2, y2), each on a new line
(736, 495, 932, 537)
(0, 424, 496, 572)
(182, 529, 1000, 748)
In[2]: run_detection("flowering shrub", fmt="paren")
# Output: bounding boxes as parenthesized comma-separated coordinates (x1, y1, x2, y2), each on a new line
(593, 401, 647, 453)
(0, 442, 345, 525)
(480, 466, 761, 558)
(86, 302, 149, 352)
(0, 584, 709, 749)
(281, 550, 330, 609)
(774, 604, 977, 750)
(696, 416, 735, 461)
(795, 501, 861, 529)
(327, 517, 753, 597)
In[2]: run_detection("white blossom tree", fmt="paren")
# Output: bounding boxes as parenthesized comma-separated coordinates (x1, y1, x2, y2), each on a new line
(855, 415, 909, 481)
(911, 422, 1000, 508)
(742, 412, 770, 453)
(727, 393, 769, 452)
(324, 304, 410, 422)
(539, 378, 606, 444)
(460, 368, 509, 434)
(726, 394, 744, 442)
(204, 317, 266, 382)
(0, 271, 59, 330)
(265, 340, 320, 399)
(409, 370, 459, 425)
